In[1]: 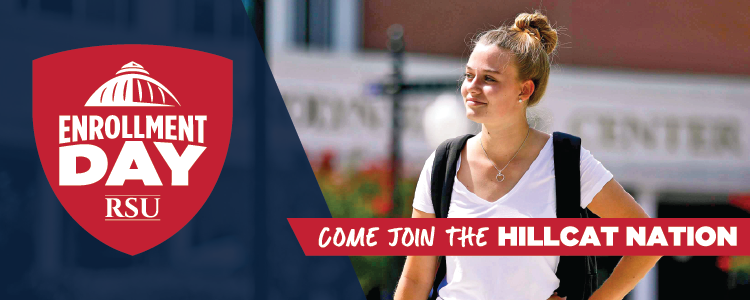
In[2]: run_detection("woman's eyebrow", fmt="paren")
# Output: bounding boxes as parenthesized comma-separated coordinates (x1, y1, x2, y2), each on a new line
(465, 66, 501, 74)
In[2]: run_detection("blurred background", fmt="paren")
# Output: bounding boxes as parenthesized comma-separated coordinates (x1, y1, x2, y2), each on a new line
(260, 0, 750, 299)
(0, 1, 748, 299)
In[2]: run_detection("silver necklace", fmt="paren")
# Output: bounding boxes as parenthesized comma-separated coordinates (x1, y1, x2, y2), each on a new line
(479, 127, 530, 182)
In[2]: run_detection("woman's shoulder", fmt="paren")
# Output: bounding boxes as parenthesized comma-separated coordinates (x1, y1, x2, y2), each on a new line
(534, 129, 552, 145)
(544, 130, 597, 162)
(418, 150, 437, 179)
(419, 133, 475, 181)
(526, 129, 553, 159)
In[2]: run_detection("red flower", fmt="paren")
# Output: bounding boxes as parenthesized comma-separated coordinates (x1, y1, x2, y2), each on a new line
(729, 194, 750, 213)
(371, 194, 393, 216)
(717, 256, 731, 272)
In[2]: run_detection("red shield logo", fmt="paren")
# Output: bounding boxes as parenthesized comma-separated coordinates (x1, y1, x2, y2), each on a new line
(33, 45, 233, 255)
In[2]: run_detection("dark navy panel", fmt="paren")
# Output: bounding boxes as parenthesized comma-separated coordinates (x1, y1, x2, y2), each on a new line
(0, 0, 365, 299)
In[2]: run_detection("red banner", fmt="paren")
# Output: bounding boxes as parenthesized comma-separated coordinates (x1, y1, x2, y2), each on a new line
(288, 218, 749, 256)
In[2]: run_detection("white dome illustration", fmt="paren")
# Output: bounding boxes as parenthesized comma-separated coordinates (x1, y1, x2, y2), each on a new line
(85, 62, 181, 107)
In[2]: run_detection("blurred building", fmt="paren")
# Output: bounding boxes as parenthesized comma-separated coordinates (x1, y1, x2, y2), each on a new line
(267, 1, 750, 299)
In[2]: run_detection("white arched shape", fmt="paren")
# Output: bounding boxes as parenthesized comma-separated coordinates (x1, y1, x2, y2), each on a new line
(84, 65, 181, 107)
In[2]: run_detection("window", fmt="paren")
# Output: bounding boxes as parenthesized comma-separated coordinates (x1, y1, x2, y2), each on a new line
(293, 0, 333, 49)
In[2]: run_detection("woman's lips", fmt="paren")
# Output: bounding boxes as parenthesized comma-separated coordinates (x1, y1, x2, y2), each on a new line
(466, 99, 486, 106)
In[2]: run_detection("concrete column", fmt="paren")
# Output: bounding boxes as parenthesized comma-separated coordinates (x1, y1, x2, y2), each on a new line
(266, 0, 292, 63)
(632, 187, 658, 300)
(332, 0, 360, 53)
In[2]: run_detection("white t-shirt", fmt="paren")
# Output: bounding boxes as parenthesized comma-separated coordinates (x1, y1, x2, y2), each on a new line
(412, 136, 613, 300)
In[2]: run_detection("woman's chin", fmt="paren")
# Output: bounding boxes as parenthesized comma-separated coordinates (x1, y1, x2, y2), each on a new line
(465, 109, 484, 124)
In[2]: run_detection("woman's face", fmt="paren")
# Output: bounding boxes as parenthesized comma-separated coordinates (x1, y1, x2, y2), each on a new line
(461, 43, 526, 125)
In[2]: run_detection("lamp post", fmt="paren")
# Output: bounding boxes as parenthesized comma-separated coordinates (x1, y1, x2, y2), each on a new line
(386, 24, 405, 220)
(384, 24, 406, 298)
(379, 24, 469, 299)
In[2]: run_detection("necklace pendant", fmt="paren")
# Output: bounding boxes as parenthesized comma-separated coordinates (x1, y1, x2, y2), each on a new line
(495, 172, 505, 182)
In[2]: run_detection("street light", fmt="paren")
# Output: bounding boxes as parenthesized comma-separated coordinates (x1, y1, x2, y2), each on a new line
(379, 24, 475, 298)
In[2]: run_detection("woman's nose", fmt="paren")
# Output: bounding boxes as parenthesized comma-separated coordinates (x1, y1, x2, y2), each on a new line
(465, 78, 481, 94)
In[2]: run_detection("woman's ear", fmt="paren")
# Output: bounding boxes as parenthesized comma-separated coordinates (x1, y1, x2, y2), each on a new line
(519, 79, 535, 101)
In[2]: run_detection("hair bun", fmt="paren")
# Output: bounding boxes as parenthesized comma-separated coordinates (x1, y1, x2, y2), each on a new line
(513, 12, 558, 55)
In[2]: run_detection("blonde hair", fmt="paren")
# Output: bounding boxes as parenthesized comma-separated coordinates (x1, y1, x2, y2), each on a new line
(472, 11, 558, 107)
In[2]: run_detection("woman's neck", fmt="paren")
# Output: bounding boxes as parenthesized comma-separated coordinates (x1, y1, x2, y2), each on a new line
(480, 121, 531, 160)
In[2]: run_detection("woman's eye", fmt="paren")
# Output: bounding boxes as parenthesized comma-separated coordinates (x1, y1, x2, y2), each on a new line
(464, 73, 474, 79)
(485, 76, 496, 82)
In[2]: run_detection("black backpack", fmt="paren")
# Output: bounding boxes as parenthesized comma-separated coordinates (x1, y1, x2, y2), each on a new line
(427, 132, 597, 300)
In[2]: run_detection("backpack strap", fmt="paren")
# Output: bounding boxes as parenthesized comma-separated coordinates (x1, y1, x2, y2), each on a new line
(552, 132, 598, 299)
(428, 134, 473, 300)
(552, 132, 581, 218)
(430, 134, 473, 218)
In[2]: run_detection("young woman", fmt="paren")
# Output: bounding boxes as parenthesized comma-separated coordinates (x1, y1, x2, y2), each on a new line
(394, 12, 661, 300)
